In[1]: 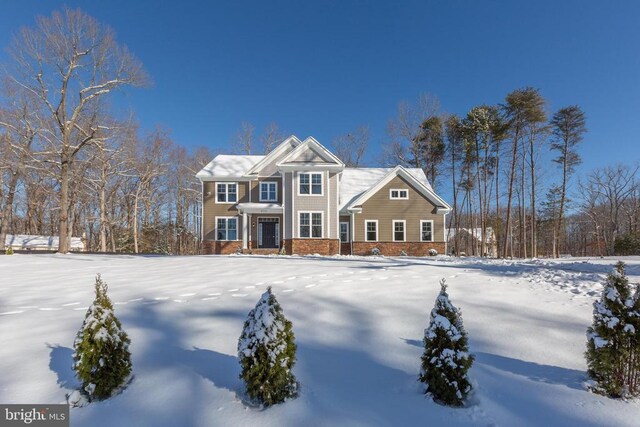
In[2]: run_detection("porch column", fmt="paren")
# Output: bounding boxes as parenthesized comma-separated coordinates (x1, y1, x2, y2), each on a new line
(242, 212, 248, 250)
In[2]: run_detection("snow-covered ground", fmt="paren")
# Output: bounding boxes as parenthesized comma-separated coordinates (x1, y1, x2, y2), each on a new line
(1, 254, 639, 426)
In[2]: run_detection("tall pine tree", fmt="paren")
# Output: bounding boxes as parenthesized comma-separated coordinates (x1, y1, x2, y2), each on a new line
(420, 279, 474, 406)
(71, 275, 132, 404)
(238, 287, 298, 406)
(586, 261, 640, 397)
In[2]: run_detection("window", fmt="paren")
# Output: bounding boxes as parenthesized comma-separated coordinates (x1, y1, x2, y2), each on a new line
(365, 220, 378, 242)
(216, 182, 237, 203)
(216, 217, 238, 241)
(390, 189, 409, 200)
(299, 172, 322, 195)
(421, 220, 433, 242)
(393, 220, 406, 242)
(260, 182, 277, 202)
(340, 222, 349, 243)
(299, 212, 323, 238)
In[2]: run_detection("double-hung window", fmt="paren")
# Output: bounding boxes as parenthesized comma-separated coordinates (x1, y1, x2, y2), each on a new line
(299, 173, 322, 195)
(217, 182, 237, 203)
(365, 220, 378, 242)
(299, 212, 323, 238)
(216, 217, 238, 241)
(421, 220, 433, 242)
(260, 182, 277, 202)
(390, 189, 409, 200)
(393, 220, 406, 242)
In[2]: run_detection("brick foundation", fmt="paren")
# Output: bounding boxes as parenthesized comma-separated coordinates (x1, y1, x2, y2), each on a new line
(283, 239, 340, 255)
(340, 242, 351, 255)
(202, 240, 243, 255)
(351, 241, 446, 257)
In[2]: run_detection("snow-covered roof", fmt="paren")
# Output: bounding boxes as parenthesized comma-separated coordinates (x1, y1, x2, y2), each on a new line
(5, 234, 84, 250)
(446, 228, 496, 243)
(339, 167, 434, 212)
(196, 155, 265, 181)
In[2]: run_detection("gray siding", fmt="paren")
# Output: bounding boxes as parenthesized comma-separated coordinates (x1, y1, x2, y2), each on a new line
(353, 175, 444, 242)
(202, 181, 248, 240)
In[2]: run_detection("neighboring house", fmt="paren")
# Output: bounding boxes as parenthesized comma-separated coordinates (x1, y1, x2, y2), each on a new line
(446, 227, 497, 257)
(196, 136, 451, 256)
(5, 234, 86, 252)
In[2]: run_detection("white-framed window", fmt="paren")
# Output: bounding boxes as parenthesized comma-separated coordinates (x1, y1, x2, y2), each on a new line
(340, 222, 350, 243)
(216, 182, 238, 203)
(393, 220, 406, 242)
(421, 220, 434, 242)
(299, 172, 323, 195)
(299, 212, 323, 238)
(390, 189, 409, 200)
(259, 181, 278, 202)
(216, 217, 238, 241)
(365, 220, 378, 242)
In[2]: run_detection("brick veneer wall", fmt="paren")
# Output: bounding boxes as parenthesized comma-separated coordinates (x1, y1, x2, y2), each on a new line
(283, 239, 340, 255)
(202, 240, 242, 255)
(351, 241, 446, 257)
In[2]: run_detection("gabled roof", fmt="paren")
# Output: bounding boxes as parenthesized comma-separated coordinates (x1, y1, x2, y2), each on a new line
(340, 166, 451, 214)
(244, 135, 302, 176)
(196, 155, 264, 181)
(277, 136, 345, 169)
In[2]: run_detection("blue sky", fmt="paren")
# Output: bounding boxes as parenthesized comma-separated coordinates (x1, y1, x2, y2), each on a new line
(1, 1, 639, 186)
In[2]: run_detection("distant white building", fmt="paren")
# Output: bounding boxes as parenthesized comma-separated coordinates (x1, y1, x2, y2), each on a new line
(446, 227, 497, 257)
(5, 234, 86, 252)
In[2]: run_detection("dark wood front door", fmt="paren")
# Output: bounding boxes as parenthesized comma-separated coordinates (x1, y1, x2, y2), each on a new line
(259, 221, 278, 248)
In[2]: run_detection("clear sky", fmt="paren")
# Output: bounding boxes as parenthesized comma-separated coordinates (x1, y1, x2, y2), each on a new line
(1, 1, 639, 183)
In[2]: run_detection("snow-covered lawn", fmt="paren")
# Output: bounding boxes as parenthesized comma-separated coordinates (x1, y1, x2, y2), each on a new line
(1, 254, 639, 426)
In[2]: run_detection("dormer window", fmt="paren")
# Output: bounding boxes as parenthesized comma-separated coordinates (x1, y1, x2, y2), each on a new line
(390, 189, 408, 200)
(260, 182, 278, 202)
(299, 172, 323, 195)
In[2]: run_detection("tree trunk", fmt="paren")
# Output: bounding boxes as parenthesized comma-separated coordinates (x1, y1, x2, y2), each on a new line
(58, 153, 71, 253)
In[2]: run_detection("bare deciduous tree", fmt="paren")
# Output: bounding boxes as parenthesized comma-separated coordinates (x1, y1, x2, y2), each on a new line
(332, 126, 369, 167)
(7, 8, 148, 252)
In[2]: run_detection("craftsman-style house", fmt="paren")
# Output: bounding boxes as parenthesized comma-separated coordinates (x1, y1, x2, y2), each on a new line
(196, 136, 451, 256)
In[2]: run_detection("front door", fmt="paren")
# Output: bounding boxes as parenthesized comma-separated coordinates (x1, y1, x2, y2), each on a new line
(258, 218, 279, 248)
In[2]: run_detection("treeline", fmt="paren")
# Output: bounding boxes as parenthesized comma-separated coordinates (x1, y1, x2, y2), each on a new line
(0, 8, 210, 254)
(383, 93, 639, 257)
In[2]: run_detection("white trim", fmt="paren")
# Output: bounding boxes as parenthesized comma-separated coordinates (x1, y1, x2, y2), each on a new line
(298, 211, 324, 238)
(420, 220, 434, 242)
(214, 216, 240, 241)
(215, 182, 238, 204)
(326, 171, 330, 238)
(292, 172, 296, 237)
(259, 181, 278, 202)
(365, 220, 378, 242)
(276, 136, 345, 167)
(392, 220, 406, 242)
(389, 188, 409, 200)
(340, 221, 350, 243)
(297, 172, 324, 196)
(347, 166, 451, 213)
(245, 135, 302, 175)
(257, 217, 281, 248)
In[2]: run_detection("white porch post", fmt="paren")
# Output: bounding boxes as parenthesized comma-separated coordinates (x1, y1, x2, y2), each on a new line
(242, 212, 248, 250)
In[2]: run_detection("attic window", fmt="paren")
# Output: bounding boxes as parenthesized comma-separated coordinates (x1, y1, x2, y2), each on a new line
(390, 189, 408, 200)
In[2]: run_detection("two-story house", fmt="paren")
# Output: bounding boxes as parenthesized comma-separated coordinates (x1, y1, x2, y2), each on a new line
(196, 135, 451, 256)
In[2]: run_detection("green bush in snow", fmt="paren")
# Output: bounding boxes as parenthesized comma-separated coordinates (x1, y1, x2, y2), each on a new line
(5, 246, 14, 255)
(72, 274, 132, 403)
(586, 261, 640, 398)
(419, 279, 474, 406)
(238, 287, 298, 406)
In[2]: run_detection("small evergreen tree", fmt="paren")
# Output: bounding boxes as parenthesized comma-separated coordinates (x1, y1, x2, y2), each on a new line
(419, 279, 474, 406)
(72, 274, 132, 403)
(238, 287, 298, 406)
(5, 246, 14, 255)
(586, 261, 640, 397)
